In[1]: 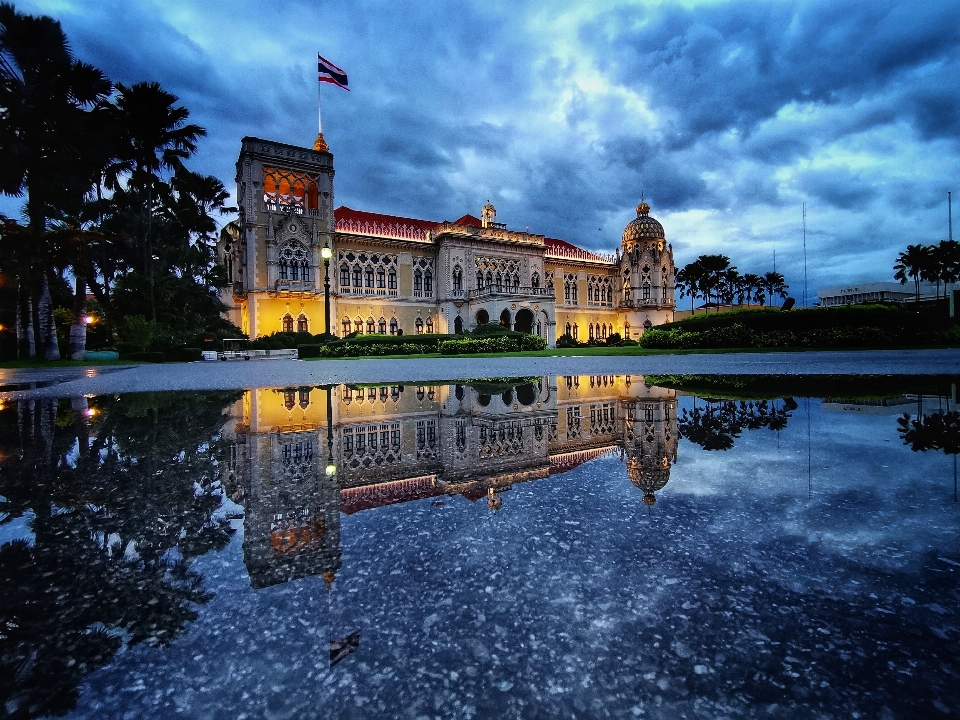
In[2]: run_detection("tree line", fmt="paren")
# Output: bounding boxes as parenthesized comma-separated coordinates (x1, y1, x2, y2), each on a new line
(0, 3, 237, 361)
(893, 240, 960, 303)
(674, 254, 789, 313)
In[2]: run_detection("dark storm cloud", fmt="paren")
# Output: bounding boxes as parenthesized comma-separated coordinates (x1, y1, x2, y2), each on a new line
(5, 0, 960, 294)
(594, 0, 960, 142)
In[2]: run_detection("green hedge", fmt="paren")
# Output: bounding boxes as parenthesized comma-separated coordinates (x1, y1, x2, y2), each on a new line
(438, 335, 546, 354)
(297, 344, 325, 359)
(318, 331, 547, 357)
(122, 351, 166, 363)
(663, 304, 955, 334)
(638, 322, 960, 350)
(170, 347, 202, 362)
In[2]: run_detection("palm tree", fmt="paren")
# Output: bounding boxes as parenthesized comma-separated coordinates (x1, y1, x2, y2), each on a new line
(697, 254, 732, 311)
(939, 240, 960, 302)
(106, 82, 206, 324)
(762, 271, 789, 306)
(676, 261, 705, 314)
(0, 3, 111, 359)
(894, 244, 930, 304)
(742, 273, 762, 307)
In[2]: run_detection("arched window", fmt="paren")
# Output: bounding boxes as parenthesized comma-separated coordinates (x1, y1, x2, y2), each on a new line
(532, 272, 540, 288)
(589, 323, 594, 340)
(353, 265, 362, 287)
(601, 324, 607, 339)
(624, 282, 631, 301)
(284, 390, 296, 410)
(278, 240, 310, 283)
(426, 317, 434, 333)
(642, 283, 651, 299)
(299, 388, 310, 408)
(513, 274, 520, 290)
(354, 317, 363, 334)
(388, 269, 397, 289)
(343, 386, 353, 404)
(377, 268, 385, 288)
(297, 314, 308, 333)
(424, 270, 433, 294)
(565, 322, 571, 336)
(415, 318, 424, 334)
(572, 324, 579, 340)
(624, 322, 630, 338)
(378, 317, 387, 334)
(414, 270, 423, 293)
(453, 266, 463, 291)
(340, 264, 350, 286)
(365, 267, 374, 288)
(485, 271, 493, 287)
(608, 287, 613, 303)
(282, 314, 294, 333)
(643, 319, 653, 331)
(389, 317, 398, 335)
(476, 271, 484, 289)
(366, 317, 375, 334)
(495, 272, 503, 291)
(587, 286, 594, 303)
(342, 317, 351, 335)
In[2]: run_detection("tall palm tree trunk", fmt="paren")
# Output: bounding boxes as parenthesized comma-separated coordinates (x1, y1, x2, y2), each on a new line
(16, 279, 35, 358)
(37, 272, 60, 361)
(69, 267, 87, 361)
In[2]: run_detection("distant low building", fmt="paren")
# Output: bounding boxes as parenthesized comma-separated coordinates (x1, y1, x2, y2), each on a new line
(817, 281, 938, 307)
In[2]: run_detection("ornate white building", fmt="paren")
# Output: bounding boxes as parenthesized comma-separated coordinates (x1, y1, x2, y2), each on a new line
(218, 137, 675, 346)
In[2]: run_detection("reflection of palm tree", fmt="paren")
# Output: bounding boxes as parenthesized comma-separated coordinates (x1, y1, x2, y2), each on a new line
(678, 399, 793, 451)
(0, 391, 240, 719)
(898, 411, 960, 455)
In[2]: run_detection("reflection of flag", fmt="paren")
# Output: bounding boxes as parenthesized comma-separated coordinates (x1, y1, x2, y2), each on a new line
(318, 54, 349, 91)
(330, 631, 360, 667)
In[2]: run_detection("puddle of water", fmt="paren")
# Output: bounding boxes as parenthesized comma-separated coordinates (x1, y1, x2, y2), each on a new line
(0, 375, 958, 719)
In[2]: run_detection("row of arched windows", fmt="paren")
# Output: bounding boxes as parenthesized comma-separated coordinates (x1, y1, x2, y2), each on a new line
(340, 316, 434, 335)
(476, 270, 520, 291)
(589, 323, 614, 340)
(340, 264, 397, 290)
(413, 269, 433, 295)
(281, 314, 309, 333)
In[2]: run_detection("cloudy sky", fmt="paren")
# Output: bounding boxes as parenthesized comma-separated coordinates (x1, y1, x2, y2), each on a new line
(7, 0, 960, 300)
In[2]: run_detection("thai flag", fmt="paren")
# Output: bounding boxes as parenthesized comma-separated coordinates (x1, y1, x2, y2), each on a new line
(318, 54, 349, 91)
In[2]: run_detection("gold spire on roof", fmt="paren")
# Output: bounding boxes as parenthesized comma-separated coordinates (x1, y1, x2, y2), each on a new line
(313, 132, 329, 152)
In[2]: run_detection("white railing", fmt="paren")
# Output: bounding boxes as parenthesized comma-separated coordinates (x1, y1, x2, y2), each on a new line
(335, 218, 430, 241)
(546, 246, 617, 263)
(275, 279, 316, 292)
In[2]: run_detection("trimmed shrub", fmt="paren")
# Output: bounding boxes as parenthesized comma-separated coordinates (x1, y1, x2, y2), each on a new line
(471, 323, 512, 337)
(170, 347, 202, 362)
(606, 333, 623, 346)
(556, 333, 578, 348)
(297, 344, 325, 359)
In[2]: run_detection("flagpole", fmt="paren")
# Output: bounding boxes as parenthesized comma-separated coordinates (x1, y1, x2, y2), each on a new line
(314, 54, 329, 152)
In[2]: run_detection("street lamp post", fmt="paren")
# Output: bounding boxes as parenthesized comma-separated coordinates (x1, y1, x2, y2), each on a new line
(321, 241, 333, 335)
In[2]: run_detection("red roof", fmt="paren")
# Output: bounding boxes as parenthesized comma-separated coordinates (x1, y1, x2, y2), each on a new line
(334, 206, 606, 259)
(334, 206, 438, 232)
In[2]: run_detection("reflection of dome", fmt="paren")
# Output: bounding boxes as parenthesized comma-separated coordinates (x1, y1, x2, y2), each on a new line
(487, 487, 503, 513)
(622, 200, 665, 245)
(323, 570, 337, 589)
(626, 457, 670, 506)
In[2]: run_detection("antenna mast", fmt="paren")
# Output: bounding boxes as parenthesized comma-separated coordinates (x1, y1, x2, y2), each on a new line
(802, 203, 808, 308)
(950, 191, 953, 242)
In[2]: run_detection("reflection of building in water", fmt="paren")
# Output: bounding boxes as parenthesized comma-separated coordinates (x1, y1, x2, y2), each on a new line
(223, 376, 678, 586)
(554, 375, 678, 506)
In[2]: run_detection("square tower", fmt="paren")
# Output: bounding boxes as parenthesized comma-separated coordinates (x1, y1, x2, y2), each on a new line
(228, 137, 335, 337)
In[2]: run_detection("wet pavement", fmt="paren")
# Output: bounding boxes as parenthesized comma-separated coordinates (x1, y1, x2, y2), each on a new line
(1, 373, 958, 719)
(2, 348, 960, 399)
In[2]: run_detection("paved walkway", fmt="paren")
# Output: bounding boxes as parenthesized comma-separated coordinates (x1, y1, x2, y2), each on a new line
(2, 348, 959, 399)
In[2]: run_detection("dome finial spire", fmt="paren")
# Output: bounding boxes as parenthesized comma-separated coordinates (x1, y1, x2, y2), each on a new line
(637, 193, 650, 217)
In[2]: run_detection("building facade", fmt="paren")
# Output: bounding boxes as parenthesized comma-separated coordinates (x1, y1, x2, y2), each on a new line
(218, 137, 675, 346)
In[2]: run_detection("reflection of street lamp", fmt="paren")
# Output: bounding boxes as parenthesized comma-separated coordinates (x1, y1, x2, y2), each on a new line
(324, 384, 336, 477)
(321, 241, 333, 335)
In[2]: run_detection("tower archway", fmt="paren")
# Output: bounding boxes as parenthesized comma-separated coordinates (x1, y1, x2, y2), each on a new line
(499, 309, 512, 328)
(476, 309, 489, 325)
(454, 316, 463, 334)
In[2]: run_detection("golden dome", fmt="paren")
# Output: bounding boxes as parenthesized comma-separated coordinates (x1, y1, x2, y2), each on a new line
(622, 199, 665, 245)
(322, 570, 337, 589)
